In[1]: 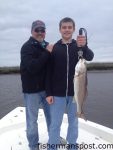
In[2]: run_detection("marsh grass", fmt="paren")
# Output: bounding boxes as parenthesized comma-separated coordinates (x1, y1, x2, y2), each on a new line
(0, 62, 113, 74)
(0, 66, 20, 74)
(87, 62, 113, 71)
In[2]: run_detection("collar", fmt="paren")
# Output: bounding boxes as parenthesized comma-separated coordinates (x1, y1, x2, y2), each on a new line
(29, 36, 40, 45)
(29, 36, 48, 48)
(57, 39, 76, 45)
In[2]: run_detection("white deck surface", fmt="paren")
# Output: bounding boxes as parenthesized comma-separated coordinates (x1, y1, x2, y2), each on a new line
(0, 107, 113, 150)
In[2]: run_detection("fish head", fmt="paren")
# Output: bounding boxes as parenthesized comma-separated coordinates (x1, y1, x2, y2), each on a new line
(75, 58, 87, 75)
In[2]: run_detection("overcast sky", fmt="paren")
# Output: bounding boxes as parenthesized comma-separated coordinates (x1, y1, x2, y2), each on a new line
(0, 0, 113, 66)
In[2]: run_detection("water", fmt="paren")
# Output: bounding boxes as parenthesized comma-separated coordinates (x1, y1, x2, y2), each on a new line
(0, 72, 113, 129)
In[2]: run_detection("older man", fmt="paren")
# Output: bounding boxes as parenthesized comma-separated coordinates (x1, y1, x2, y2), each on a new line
(20, 20, 52, 150)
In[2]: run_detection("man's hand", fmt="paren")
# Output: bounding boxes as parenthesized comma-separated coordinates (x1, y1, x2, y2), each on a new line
(46, 44, 54, 53)
(46, 96, 54, 104)
(76, 35, 86, 47)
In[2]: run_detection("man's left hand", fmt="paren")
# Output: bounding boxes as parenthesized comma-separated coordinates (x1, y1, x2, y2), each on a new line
(46, 44, 54, 53)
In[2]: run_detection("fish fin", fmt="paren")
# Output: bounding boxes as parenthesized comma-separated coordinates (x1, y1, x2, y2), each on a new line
(73, 97, 76, 103)
(75, 71, 79, 76)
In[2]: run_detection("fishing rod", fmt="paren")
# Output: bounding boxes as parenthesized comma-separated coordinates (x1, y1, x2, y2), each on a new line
(78, 28, 88, 59)
(79, 28, 87, 45)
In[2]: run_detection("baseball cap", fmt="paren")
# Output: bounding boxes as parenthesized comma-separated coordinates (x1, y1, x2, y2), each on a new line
(31, 20, 46, 31)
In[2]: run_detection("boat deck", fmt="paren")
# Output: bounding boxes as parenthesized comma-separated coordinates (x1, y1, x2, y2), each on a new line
(0, 107, 113, 150)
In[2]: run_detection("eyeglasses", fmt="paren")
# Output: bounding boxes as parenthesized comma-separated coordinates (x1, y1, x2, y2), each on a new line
(34, 28, 45, 33)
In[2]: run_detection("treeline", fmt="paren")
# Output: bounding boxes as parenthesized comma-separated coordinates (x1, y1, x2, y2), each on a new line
(0, 66, 20, 74)
(87, 62, 113, 71)
(0, 62, 113, 74)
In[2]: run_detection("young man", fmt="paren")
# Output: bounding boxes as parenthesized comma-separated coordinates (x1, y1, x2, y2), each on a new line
(46, 17, 94, 150)
(20, 20, 53, 150)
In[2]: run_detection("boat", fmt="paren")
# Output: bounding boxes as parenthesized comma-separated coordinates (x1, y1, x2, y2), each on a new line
(0, 107, 113, 150)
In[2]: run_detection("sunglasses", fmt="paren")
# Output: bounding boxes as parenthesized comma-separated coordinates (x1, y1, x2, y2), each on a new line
(34, 28, 45, 33)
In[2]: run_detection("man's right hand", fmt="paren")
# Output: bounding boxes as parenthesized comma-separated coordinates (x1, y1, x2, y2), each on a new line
(46, 96, 54, 104)
(46, 44, 54, 53)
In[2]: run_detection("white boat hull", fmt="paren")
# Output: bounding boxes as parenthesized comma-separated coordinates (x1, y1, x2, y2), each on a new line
(0, 107, 113, 150)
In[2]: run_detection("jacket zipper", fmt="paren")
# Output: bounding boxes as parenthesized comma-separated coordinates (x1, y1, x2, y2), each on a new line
(66, 44, 69, 97)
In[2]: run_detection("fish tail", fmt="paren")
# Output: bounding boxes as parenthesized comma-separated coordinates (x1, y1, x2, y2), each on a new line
(76, 112, 87, 121)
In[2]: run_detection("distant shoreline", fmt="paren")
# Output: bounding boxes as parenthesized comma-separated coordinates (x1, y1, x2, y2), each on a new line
(0, 62, 113, 74)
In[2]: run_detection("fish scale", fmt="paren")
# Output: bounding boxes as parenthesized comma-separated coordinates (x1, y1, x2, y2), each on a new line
(73, 58, 87, 120)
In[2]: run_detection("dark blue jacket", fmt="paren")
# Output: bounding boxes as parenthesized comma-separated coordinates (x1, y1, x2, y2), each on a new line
(46, 39, 94, 97)
(20, 37, 50, 93)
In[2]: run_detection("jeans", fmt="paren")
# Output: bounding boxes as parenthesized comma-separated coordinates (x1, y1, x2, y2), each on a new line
(48, 96, 78, 150)
(23, 91, 51, 150)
